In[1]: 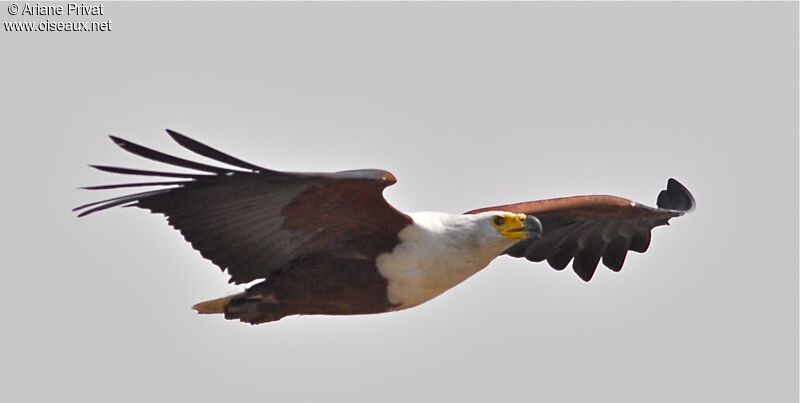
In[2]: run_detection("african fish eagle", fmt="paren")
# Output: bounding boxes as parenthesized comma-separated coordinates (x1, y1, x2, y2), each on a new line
(75, 130, 695, 324)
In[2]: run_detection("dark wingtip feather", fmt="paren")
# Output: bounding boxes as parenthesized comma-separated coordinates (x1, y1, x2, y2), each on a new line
(77, 132, 277, 219)
(164, 129, 268, 173)
(547, 247, 575, 271)
(657, 178, 696, 213)
(106, 135, 233, 174)
(73, 189, 170, 217)
(80, 181, 188, 190)
(88, 164, 206, 179)
(109, 135, 126, 147)
(575, 269, 594, 282)
(572, 243, 603, 282)
(629, 231, 652, 253)
(602, 238, 630, 272)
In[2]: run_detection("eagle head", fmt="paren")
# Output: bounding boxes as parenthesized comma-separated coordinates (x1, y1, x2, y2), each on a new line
(487, 212, 543, 240)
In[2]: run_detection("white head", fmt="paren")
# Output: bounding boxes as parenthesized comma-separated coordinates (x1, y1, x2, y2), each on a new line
(463, 211, 543, 251)
(408, 211, 543, 257)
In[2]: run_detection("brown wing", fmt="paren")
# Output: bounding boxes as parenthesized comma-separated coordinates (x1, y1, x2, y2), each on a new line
(465, 179, 695, 281)
(74, 130, 411, 284)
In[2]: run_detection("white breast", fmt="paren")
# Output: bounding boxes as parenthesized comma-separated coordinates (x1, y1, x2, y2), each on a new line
(376, 211, 517, 310)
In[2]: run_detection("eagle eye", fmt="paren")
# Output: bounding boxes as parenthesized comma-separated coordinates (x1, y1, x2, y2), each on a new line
(493, 216, 505, 226)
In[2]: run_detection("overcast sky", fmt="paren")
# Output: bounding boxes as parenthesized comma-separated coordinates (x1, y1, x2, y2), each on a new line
(1, 2, 797, 402)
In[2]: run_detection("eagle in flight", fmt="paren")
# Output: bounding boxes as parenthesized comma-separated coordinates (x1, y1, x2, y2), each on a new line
(75, 130, 695, 324)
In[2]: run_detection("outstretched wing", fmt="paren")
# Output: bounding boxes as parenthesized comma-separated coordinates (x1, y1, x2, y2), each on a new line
(75, 130, 411, 284)
(465, 179, 695, 281)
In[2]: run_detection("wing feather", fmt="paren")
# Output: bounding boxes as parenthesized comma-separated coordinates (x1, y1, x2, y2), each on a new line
(602, 237, 630, 272)
(76, 130, 411, 284)
(81, 181, 190, 190)
(165, 129, 269, 172)
(466, 179, 694, 281)
(108, 136, 235, 174)
(89, 165, 207, 179)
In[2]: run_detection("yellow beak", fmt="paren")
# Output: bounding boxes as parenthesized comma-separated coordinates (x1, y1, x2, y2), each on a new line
(500, 214, 530, 240)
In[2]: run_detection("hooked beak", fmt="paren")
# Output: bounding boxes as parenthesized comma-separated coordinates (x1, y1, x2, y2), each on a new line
(523, 215, 543, 239)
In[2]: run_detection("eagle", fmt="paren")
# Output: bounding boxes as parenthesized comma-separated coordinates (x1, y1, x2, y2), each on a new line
(75, 130, 695, 324)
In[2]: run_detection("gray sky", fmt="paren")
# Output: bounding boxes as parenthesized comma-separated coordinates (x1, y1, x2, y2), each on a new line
(1, 2, 797, 402)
